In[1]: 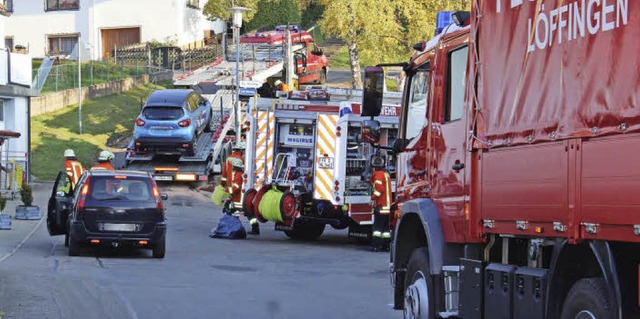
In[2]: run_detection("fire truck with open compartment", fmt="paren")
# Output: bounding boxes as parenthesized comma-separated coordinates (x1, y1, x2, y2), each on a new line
(241, 88, 401, 240)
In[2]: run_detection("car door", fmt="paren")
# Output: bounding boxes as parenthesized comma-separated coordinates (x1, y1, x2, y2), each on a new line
(47, 172, 74, 236)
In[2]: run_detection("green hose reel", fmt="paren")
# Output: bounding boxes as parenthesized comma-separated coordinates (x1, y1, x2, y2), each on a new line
(258, 188, 285, 222)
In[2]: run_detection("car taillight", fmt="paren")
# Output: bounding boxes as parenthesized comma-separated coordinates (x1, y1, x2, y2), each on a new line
(136, 118, 146, 126)
(152, 185, 164, 211)
(178, 119, 191, 127)
(77, 178, 90, 211)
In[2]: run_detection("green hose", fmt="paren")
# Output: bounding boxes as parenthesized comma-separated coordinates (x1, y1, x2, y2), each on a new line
(258, 188, 284, 222)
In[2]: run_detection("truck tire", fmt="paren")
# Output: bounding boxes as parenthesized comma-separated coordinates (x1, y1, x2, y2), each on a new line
(560, 278, 614, 319)
(316, 69, 327, 84)
(279, 191, 296, 221)
(403, 247, 434, 319)
(284, 223, 325, 241)
(152, 236, 166, 259)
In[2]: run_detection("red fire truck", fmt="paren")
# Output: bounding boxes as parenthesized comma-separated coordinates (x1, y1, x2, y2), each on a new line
(362, 2, 639, 318)
(242, 88, 401, 240)
(241, 25, 329, 85)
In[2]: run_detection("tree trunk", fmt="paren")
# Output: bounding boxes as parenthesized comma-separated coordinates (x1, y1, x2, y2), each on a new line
(347, 37, 362, 90)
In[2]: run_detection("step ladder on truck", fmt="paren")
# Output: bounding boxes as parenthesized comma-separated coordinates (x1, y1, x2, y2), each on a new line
(240, 88, 402, 240)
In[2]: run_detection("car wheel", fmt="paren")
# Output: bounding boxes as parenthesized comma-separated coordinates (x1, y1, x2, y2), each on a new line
(68, 235, 81, 256)
(153, 236, 166, 259)
(403, 247, 435, 319)
(560, 278, 614, 319)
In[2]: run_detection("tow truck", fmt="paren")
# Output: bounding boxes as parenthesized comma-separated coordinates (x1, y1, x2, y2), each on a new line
(241, 87, 402, 240)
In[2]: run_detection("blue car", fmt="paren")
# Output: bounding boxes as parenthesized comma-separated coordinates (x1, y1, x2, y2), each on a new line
(133, 89, 211, 156)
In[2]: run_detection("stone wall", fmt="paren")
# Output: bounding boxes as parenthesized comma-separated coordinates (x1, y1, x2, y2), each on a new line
(30, 71, 173, 117)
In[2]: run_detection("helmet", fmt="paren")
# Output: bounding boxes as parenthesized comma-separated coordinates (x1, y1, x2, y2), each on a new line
(98, 150, 114, 161)
(274, 80, 283, 86)
(64, 149, 75, 158)
(230, 158, 243, 169)
(371, 155, 385, 169)
(233, 142, 245, 150)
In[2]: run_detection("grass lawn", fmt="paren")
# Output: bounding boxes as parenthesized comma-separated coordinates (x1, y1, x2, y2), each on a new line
(31, 82, 171, 181)
(328, 46, 375, 69)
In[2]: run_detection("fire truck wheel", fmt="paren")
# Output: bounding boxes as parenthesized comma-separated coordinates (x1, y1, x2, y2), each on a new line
(243, 188, 257, 215)
(403, 247, 434, 319)
(284, 223, 325, 241)
(279, 191, 296, 221)
(560, 278, 614, 319)
(317, 69, 327, 84)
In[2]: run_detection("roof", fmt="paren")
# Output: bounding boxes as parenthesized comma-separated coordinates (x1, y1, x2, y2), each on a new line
(145, 89, 193, 106)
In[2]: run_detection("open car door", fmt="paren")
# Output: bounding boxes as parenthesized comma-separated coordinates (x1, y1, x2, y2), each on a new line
(47, 172, 73, 236)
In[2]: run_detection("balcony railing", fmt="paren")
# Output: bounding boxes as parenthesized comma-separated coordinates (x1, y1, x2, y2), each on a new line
(0, 49, 33, 87)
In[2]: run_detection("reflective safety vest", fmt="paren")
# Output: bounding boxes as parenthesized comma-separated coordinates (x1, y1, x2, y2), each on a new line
(230, 170, 243, 207)
(65, 159, 85, 188)
(221, 151, 243, 187)
(370, 170, 392, 214)
(91, 161, 115, 171)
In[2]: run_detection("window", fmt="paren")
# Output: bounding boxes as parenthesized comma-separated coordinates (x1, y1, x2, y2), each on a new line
(1, 0, 13, 12)
(143, 107, 184, 120)
(186, 0, 199, 8)
(46, 0, 79, 11)
(48, 35, 78, 55)
(445, 46, 469, 122)
(0, 100, 4, 122)
(405, 65, 430, 140)
(4, 37, 13, 51)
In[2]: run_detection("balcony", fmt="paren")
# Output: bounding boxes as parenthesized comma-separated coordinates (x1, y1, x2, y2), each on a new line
(0, 49, 33, 87)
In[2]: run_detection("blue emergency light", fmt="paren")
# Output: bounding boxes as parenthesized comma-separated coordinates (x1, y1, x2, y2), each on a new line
(435, 11, 455, 36)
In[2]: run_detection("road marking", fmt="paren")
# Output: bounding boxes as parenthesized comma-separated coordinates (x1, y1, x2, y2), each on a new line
(0, 216, 45, 264)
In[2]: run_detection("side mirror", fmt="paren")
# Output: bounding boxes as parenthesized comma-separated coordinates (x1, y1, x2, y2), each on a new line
(361, 120, 381, 144)
(161, 193, 169, 200)
(362, 66, 384, 117)
(57, 191, 66, 197)
(392, 138, 408, 153)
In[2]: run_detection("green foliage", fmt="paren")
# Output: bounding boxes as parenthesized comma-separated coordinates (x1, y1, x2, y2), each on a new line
(300, 3, 324, 29)
(244, 0, 301, 31)
(31, 83, 171, 181)
(203, 0, 259, 23)
(20, 184, 33, 207)
(0, 194, 6, 212)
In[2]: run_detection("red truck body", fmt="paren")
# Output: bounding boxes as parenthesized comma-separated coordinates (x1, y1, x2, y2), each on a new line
(377, 1, 640, 318)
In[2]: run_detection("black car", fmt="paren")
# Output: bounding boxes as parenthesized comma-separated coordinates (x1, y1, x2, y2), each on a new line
(47, 170, 168, 258)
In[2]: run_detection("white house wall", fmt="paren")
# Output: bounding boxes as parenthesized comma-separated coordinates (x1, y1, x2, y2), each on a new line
(0, 97, 29, 162)
(5, 0, 224, 60)
(0, 14, 5, 48)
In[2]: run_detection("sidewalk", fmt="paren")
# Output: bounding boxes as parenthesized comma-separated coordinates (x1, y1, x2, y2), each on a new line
(0, 181, 53, 263)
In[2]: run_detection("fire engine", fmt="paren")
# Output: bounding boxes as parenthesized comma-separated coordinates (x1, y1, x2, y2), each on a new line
(241, 87, 401, 240)
(362, 2, 640, 318)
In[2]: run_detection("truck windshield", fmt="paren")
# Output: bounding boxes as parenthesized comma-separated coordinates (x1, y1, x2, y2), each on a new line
(405, 67, 430, 140)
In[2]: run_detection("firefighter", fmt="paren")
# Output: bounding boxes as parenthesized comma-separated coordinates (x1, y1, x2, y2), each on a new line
(64, 149, 85, 189)
(369, 154, 392, 252)
(91, 150, 115, 170)
(274, 79, 290, 93)
(221, 143, 244, 192)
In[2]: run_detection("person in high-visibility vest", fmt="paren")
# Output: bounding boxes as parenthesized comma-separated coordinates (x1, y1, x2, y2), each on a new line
(91, 150, 115, 170)
(369, 155, 392, 252)
(64, 149, 85, 189)
(274, 79, 290, 93)
(221, 144, 244, 192)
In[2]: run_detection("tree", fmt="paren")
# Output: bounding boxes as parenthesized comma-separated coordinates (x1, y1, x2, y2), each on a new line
(319, 0, 471, 89)
(244, 0, 301, 31)
(203, 0, 260, 23)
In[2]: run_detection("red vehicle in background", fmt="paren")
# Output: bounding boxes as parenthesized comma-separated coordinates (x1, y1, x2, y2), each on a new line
(241, 25, 329, 85)
(362, 2, 640, 318)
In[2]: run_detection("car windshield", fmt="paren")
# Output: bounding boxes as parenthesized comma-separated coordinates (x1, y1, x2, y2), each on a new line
(88, 176, 154, 202)
(143, 107, 184, 120)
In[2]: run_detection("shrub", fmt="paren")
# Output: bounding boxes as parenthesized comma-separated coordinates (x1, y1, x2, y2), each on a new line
(20, 184, 34, 207)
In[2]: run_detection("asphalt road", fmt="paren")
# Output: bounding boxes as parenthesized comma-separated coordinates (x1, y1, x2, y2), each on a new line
(0, 183, 398, 319)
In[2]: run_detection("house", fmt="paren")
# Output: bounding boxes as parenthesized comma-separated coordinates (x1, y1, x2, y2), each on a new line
(3, 0, 225, 60)
(0, 4, 38, 186)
